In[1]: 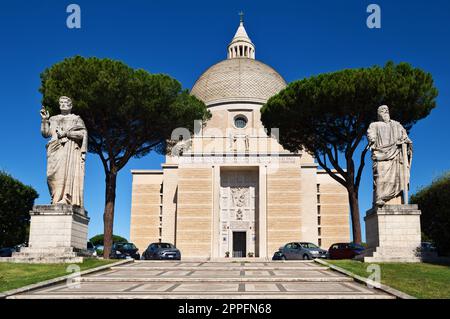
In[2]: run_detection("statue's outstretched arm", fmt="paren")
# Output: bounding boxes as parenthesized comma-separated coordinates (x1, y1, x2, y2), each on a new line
(40, 106, 51, 138)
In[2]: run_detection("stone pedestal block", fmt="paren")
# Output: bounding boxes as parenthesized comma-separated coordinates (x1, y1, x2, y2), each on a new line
(359, 204, 421, 263)
(9, 204, 90, 263)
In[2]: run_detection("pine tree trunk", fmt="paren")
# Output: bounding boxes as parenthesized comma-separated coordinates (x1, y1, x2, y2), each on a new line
(347, 185, 362, 244)
(103, 171, 117, 259)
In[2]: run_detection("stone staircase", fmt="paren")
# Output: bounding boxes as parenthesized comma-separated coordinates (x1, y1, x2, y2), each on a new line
(9, 260, 395, 299)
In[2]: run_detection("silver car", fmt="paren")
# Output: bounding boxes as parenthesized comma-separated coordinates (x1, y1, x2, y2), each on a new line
(275, 242, 327, 260)
(87, 241, 97, 257)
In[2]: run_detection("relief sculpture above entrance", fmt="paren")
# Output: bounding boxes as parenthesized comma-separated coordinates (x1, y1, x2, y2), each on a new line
(231, 187, 249, 220)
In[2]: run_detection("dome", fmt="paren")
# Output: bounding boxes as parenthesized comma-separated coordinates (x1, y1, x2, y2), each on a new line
(191, 58, 287, 106)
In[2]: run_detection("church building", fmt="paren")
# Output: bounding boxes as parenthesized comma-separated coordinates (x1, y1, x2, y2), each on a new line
(130, 18, 350, 258)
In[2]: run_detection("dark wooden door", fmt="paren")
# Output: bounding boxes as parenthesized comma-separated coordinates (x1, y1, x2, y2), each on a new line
(233, 232, 246, 257)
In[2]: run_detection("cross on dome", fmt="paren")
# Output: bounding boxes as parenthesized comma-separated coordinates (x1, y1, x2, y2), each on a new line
(239, 11, 244, 23)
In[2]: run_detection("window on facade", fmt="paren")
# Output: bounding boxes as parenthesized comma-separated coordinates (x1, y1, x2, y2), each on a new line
(234, 115, 248, 128)
(318, 227, 321, 236)
(318, 216, 321, 225)
(317, 184, 320, 193)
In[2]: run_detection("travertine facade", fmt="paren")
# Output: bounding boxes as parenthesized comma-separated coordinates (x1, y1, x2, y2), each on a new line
(130, 19, 350, 258)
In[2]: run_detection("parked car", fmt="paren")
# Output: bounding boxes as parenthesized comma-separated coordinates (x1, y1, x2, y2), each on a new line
(0, 247, 16, 257)
(328, 242, 365, 259)
(421, 242, 437, 253)
(142, 242, 181, 260)
(87, 241, 97, 257)
(272, 242, 327, 260)
(110, 242, 140, 260)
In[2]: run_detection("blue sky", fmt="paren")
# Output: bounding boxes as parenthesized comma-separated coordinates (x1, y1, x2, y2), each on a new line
(0, 0, 449, 242)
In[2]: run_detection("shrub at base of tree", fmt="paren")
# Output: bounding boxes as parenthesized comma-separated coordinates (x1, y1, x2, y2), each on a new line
(411, 172, 450, 256)
(0, 172, 38, 247)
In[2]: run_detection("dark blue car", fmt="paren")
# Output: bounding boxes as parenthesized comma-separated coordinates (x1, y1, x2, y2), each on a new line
(110, 242, 140, 260)
(0, 247, 16, 257)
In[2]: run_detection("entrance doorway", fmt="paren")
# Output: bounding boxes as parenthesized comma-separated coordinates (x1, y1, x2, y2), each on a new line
(232, 231, 246, 257)
(219, 168, 259, 258)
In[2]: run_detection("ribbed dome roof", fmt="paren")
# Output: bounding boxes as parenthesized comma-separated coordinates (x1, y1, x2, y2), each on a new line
(191, 58, 287, 106)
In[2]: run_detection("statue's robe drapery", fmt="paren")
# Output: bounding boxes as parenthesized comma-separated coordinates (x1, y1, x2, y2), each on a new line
(42, 114, 88, 207)
(367, 120, 412, 204)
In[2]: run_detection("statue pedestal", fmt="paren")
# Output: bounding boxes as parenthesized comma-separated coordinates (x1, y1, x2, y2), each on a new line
(10, 204, 90, 263)
(358, 204, 422, 263)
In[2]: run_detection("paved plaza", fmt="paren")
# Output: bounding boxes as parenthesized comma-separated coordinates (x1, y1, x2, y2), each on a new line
(9, 260, 394, 299)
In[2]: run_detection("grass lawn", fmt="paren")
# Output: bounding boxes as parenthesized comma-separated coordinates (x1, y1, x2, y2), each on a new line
(0, 258, 115, 293)
(326, 260, 450, 299)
